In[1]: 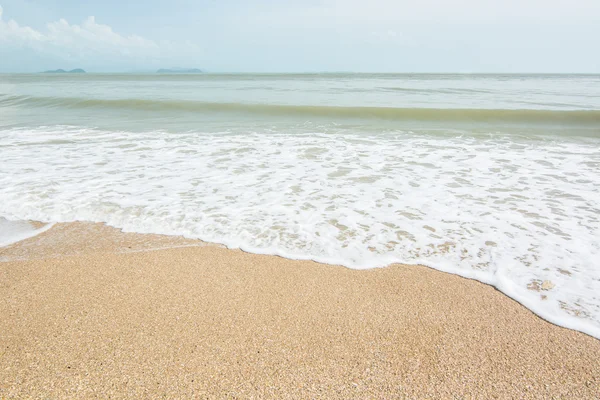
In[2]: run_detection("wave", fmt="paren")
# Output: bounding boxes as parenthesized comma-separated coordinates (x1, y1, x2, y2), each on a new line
(1, 94, 599, 126)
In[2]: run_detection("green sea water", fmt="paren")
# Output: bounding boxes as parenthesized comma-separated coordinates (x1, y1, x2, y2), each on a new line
(1, 73, 599, 134)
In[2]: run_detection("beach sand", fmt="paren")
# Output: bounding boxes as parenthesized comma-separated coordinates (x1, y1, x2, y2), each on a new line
(1, 223, 599, 398)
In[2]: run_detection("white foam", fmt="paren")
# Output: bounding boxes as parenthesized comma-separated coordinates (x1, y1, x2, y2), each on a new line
(1, 125, 599, 338)
(0, 217, 54, 247)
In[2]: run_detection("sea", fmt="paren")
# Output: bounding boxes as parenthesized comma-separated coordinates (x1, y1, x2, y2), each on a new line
(1, 73, 599, 338)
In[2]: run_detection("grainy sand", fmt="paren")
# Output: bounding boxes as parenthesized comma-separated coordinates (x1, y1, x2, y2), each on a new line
(1, 223, 599, 399)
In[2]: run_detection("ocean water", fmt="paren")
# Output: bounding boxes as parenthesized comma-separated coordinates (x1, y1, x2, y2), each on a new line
(0, 217, 53, 247)
(1, 73, 599, 338)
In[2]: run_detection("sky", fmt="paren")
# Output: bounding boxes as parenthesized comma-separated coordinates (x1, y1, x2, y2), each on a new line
(1, 0, 599, 73)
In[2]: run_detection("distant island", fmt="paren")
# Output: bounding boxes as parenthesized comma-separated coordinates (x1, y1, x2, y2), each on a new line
(43, 69, 86, 73)
(157, 68, 203, 74)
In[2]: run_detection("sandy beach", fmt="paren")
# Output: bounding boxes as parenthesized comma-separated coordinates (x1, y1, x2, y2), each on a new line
(1, 222, 599, 399)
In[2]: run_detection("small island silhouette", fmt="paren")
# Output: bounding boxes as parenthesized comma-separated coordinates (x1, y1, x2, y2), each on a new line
(43, 69, 86, 73)
(157, 68, 202, 74)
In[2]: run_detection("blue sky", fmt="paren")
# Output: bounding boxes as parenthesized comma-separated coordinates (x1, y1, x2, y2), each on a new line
(1, 0, 599, 72)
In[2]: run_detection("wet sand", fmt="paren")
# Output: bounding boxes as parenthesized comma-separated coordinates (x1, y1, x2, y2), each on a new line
(1, 223, 599, 398)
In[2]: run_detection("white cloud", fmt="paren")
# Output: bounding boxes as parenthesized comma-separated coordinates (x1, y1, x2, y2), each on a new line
(241, 0, 600, 24)
(0, 5, 197, 69)
(332, 0, 600, 20)
(368, 30, 416, 47)
(44, 16, 158, 53)
(0, 5, 45, 43)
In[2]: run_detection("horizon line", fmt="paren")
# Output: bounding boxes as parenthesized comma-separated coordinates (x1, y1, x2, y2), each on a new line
(2, 71, 600, 75)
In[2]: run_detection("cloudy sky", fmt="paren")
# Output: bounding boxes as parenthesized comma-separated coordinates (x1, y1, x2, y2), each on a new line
(1, 0, 599, 72)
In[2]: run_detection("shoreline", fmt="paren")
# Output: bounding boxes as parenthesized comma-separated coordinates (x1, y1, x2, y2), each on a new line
(1, 222, 599, 398)
(3, 219, 598, 340)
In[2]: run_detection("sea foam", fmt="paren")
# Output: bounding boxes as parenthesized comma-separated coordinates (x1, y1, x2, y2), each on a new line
(0, 125, 599, 338)
(0, 217, 53, 247)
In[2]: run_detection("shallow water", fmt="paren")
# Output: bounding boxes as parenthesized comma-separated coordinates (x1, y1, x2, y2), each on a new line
(1, 73, 599, 338)
(0, 217, 52, 247)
